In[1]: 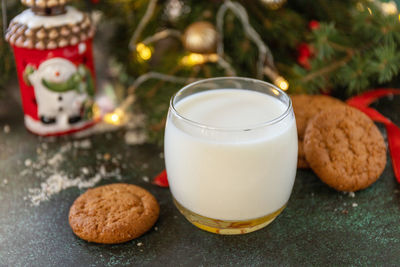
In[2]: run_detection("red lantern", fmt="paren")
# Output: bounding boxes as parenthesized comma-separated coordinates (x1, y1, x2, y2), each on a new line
(5, 0, 97, 136)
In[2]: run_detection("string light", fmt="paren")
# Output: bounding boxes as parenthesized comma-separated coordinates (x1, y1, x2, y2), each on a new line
(380, 1, 398, 15)
(274, 76, 289, 91)
(181, 53, 205, 65)
(104, 108, 126, 125)
(181, 53, 219, 66)
(136, 43, 152, 61)
(92, 103, 101, 119)
(264, 66, 289, 91)
(356, 2, 364, 12)
(271, 89, 280, 95)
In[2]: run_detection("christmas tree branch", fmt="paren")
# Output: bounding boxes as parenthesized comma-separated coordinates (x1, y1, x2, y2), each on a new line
(128, 0, 158, 50)
(328, 41, 352, 53)
(301, 50, 354, 83)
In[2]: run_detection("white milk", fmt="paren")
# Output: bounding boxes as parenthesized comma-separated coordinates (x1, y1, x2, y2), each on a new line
(164, 89, 297, 221)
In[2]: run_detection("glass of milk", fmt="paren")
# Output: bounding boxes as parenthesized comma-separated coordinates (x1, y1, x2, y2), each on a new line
(164, 77, 297, 235)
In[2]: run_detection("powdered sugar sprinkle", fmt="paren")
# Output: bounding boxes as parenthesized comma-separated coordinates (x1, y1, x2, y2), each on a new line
(24, 139, 122, 206)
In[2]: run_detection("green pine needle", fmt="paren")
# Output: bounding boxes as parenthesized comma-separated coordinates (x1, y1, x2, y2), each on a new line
(371, 44, 400, 83)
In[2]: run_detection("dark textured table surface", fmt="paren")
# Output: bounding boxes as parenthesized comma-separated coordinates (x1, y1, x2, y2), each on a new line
(1, 84, 400, 266)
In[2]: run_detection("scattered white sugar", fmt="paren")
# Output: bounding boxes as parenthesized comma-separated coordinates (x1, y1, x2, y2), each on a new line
(100, 165, 107, 176)
(24, 159, 32, 167)
(27, 168, 122, 206)
(20, 169, 29, 176)
(96, 153, 102, 160)
(352, 203, 358, 208)
(124, 130, 147, 145)
(142, 176, 149, 183)
(47, 153, 63, 166)
(142, 163, 149, 169)
(81, 167, 90, 175)
(348, 192, 355, 198)
(73, 139, 92, 149)
(3, 125, 10, 134)
(137, 242, 143, 247)
(3, 179, 8, 185)
(59, 142, 72, 153)
(25, 139, 123, 206)
(126, 113, 146, 129)
(159, 152, 164, 159)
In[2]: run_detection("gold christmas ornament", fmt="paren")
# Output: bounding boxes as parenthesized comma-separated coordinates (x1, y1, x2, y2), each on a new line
(260, 0, 287, 10)
(182, 21, 218, 54)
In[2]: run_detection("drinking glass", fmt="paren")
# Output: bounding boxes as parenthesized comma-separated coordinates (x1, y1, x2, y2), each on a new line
(164, 77, 297, 234)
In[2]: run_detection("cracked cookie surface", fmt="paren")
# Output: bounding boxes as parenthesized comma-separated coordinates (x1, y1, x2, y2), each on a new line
(303, 106, 387, 192)
(69, 183, 159, 244)
(292, 95, 346, 168)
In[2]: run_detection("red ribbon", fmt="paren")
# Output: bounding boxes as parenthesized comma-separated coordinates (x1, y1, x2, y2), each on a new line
(347, 89, 400, 183)
(152, 170, 169, 187)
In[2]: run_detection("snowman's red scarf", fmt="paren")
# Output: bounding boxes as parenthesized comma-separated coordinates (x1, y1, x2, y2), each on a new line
(347, 89, 400, 183)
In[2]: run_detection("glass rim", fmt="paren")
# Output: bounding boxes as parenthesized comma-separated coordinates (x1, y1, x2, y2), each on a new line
(169, 77, 293, 132)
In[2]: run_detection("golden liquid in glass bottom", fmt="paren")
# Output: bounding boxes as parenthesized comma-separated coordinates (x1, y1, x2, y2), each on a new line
(173, 198, 287, 235)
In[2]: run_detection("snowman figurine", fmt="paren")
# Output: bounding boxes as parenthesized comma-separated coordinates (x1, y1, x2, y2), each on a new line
(6, 0, 97, 136)
(24, 57, 95, 130)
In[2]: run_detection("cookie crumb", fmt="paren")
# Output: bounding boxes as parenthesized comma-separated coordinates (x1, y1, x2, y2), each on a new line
(154, 226, 158, 231)
(352, 203, 358, 208)
(3, 125, 10, 134)
(137, 242, 143, 247)
(142, 176, 149, 183)
(3, 179, 8, 185)
(348, 192, 355, 198)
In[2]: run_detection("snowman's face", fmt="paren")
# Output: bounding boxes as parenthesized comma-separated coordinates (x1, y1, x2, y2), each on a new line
(35, 58, 77, 83)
